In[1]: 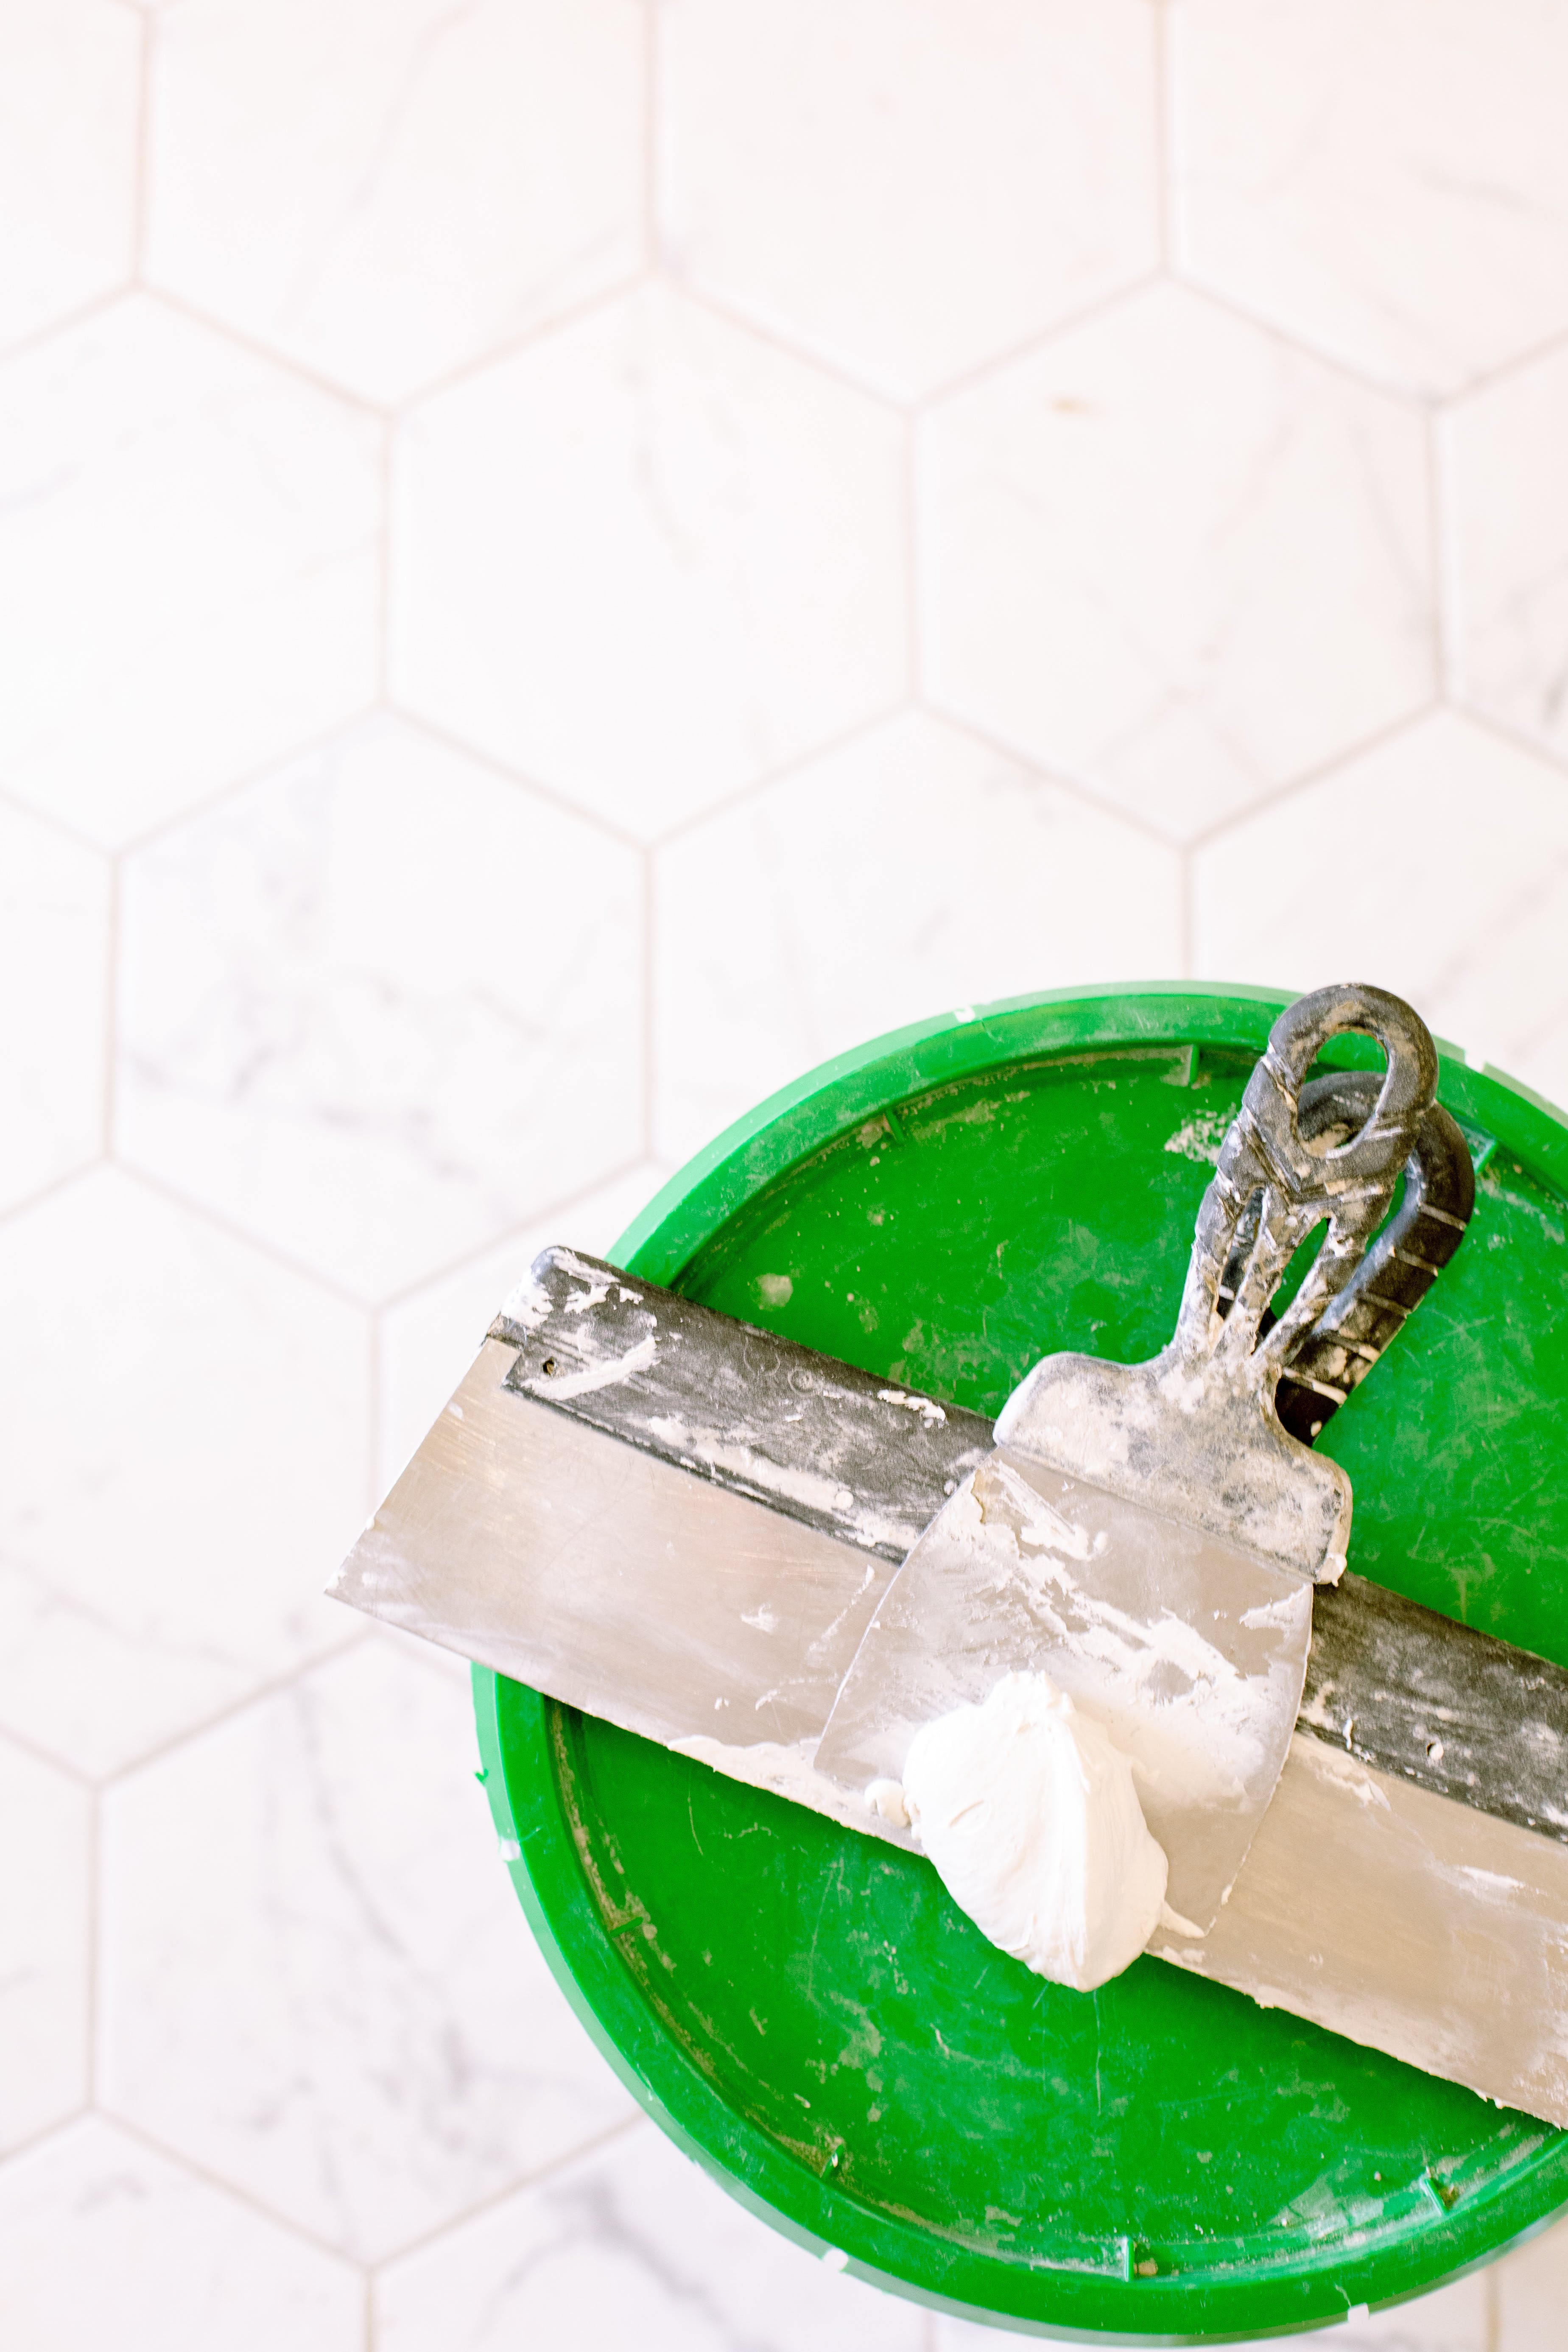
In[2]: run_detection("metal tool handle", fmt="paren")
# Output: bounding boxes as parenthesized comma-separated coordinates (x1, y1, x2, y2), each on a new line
(1174, 984, 1441, 1397)
(1241, 1076, 1476, 1442)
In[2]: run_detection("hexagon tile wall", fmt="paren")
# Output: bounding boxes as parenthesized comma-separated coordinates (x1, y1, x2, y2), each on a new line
(3, 4, 1567, 2346)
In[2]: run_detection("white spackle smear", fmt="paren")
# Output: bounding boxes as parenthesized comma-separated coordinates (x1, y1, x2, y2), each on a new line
(878, 1388, 948, 1429)
(898, 1671, 1169, 1992)
(498, 1249, 643, 1326)
(1163, 1109, 1231, 1167)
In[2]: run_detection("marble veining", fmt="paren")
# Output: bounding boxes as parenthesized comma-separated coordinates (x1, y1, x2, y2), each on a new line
(5, 0, 1568, 2341)
(99, 1642, 637, 2263)
(116, 712, 645, 1300)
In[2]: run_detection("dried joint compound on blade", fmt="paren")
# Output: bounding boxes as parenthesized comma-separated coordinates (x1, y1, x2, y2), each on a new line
(492, 1245, 991, 1564)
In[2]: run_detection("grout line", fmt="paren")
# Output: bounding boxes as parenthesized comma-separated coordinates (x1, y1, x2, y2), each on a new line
(391, 274, 645, 417)
(114, 703, 379, 858)
(387, 706, 648, 852)
(129, 2, 154, 280)
(1487, 2253, 1501, 2352)
(110, 1160, 375, 1313)
(910, 271, 1162, 417)
(1171, 273, 1431, 413)
(96, 1625, 375, 1797)
(364, 1618, 484, 1690)
(1440, 316, 1568, 411)
(1443, 693, 1568, 781)
(1183, 699, 1439, 851)
(0, 1719, 98, 1791)
(641, 847, 657, 1162)
(101, 2109, 370, 2273)
(647, 698, 906, 850)
(677, 281, 908, 411)
(373, 1155, 653, 1309)
(642, 0, 659, 276)
(0, 285, 130, 371)
(0, 1156, 110, 1237)
(142, 284, 389, 419)
(369, 2112, 650, 2278)
(0, 782, 111, 856)
(914, 698, 1185, 851)
(363, 2265, 376, 2352)
(0, 2111, 95, 2172)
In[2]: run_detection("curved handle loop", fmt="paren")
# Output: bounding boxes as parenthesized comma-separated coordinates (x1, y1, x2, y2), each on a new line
(1174, 983, 1440, 1394)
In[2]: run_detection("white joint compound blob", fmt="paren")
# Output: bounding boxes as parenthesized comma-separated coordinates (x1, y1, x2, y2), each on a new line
(898, 1671, 1169, 1992)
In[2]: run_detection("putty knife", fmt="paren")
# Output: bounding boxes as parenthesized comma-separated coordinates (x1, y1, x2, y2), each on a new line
(813, 985, 1435, 1933)
(332, 986, 1568, 2122)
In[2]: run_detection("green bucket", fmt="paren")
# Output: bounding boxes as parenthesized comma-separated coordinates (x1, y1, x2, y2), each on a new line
(474, 983, 1568, 2340)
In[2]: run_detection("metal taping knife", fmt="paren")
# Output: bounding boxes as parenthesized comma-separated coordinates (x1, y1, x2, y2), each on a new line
(813, 986, 1434, 1935)
(331, 988, 1568, 2125)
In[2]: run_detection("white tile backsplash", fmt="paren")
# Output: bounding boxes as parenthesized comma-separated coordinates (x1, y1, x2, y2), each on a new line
(0, 295, 382, 849)
(920, 283, 1435, 843)
(116, 710, 646, 1300)
(99, 1640, 637, 2263)
(377, 2126, 927, 2352)
(3, 0, 1565, 2343)
(653, 708, 1182, 1162)
(391, 282, 910, 841)
(1172, 0, 1568, 399)
(0, 1169, 369, 1777)
(144, 0, 646, 405)
(0, 2116, 364, 2349)
(657, 0, 1160, 402)
(1445, 342, 1568, 763)
(1191, 709, 1568, 1111)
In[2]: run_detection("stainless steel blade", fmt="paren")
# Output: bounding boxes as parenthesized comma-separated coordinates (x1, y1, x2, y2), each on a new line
(1156, 1734, 1568, 2131)
(813, 1447, 1313, 1930)
(331, 1337, 903, 1830)
(334, 1335, 1568, 2123)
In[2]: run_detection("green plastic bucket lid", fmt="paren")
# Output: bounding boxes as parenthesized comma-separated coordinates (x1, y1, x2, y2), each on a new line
(473, 983, 1568, 2341)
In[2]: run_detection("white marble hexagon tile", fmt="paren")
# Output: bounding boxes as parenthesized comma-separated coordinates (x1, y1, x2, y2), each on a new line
(3, 2, 1568, 2345)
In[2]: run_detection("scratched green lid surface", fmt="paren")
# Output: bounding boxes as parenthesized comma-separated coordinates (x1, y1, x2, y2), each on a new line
(473, 984, 1568, 2340)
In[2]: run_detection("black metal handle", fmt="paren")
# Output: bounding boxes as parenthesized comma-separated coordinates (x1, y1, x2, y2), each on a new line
(1266, 1076, 1473, 1441)
(1176, 983, 1442, 1398)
